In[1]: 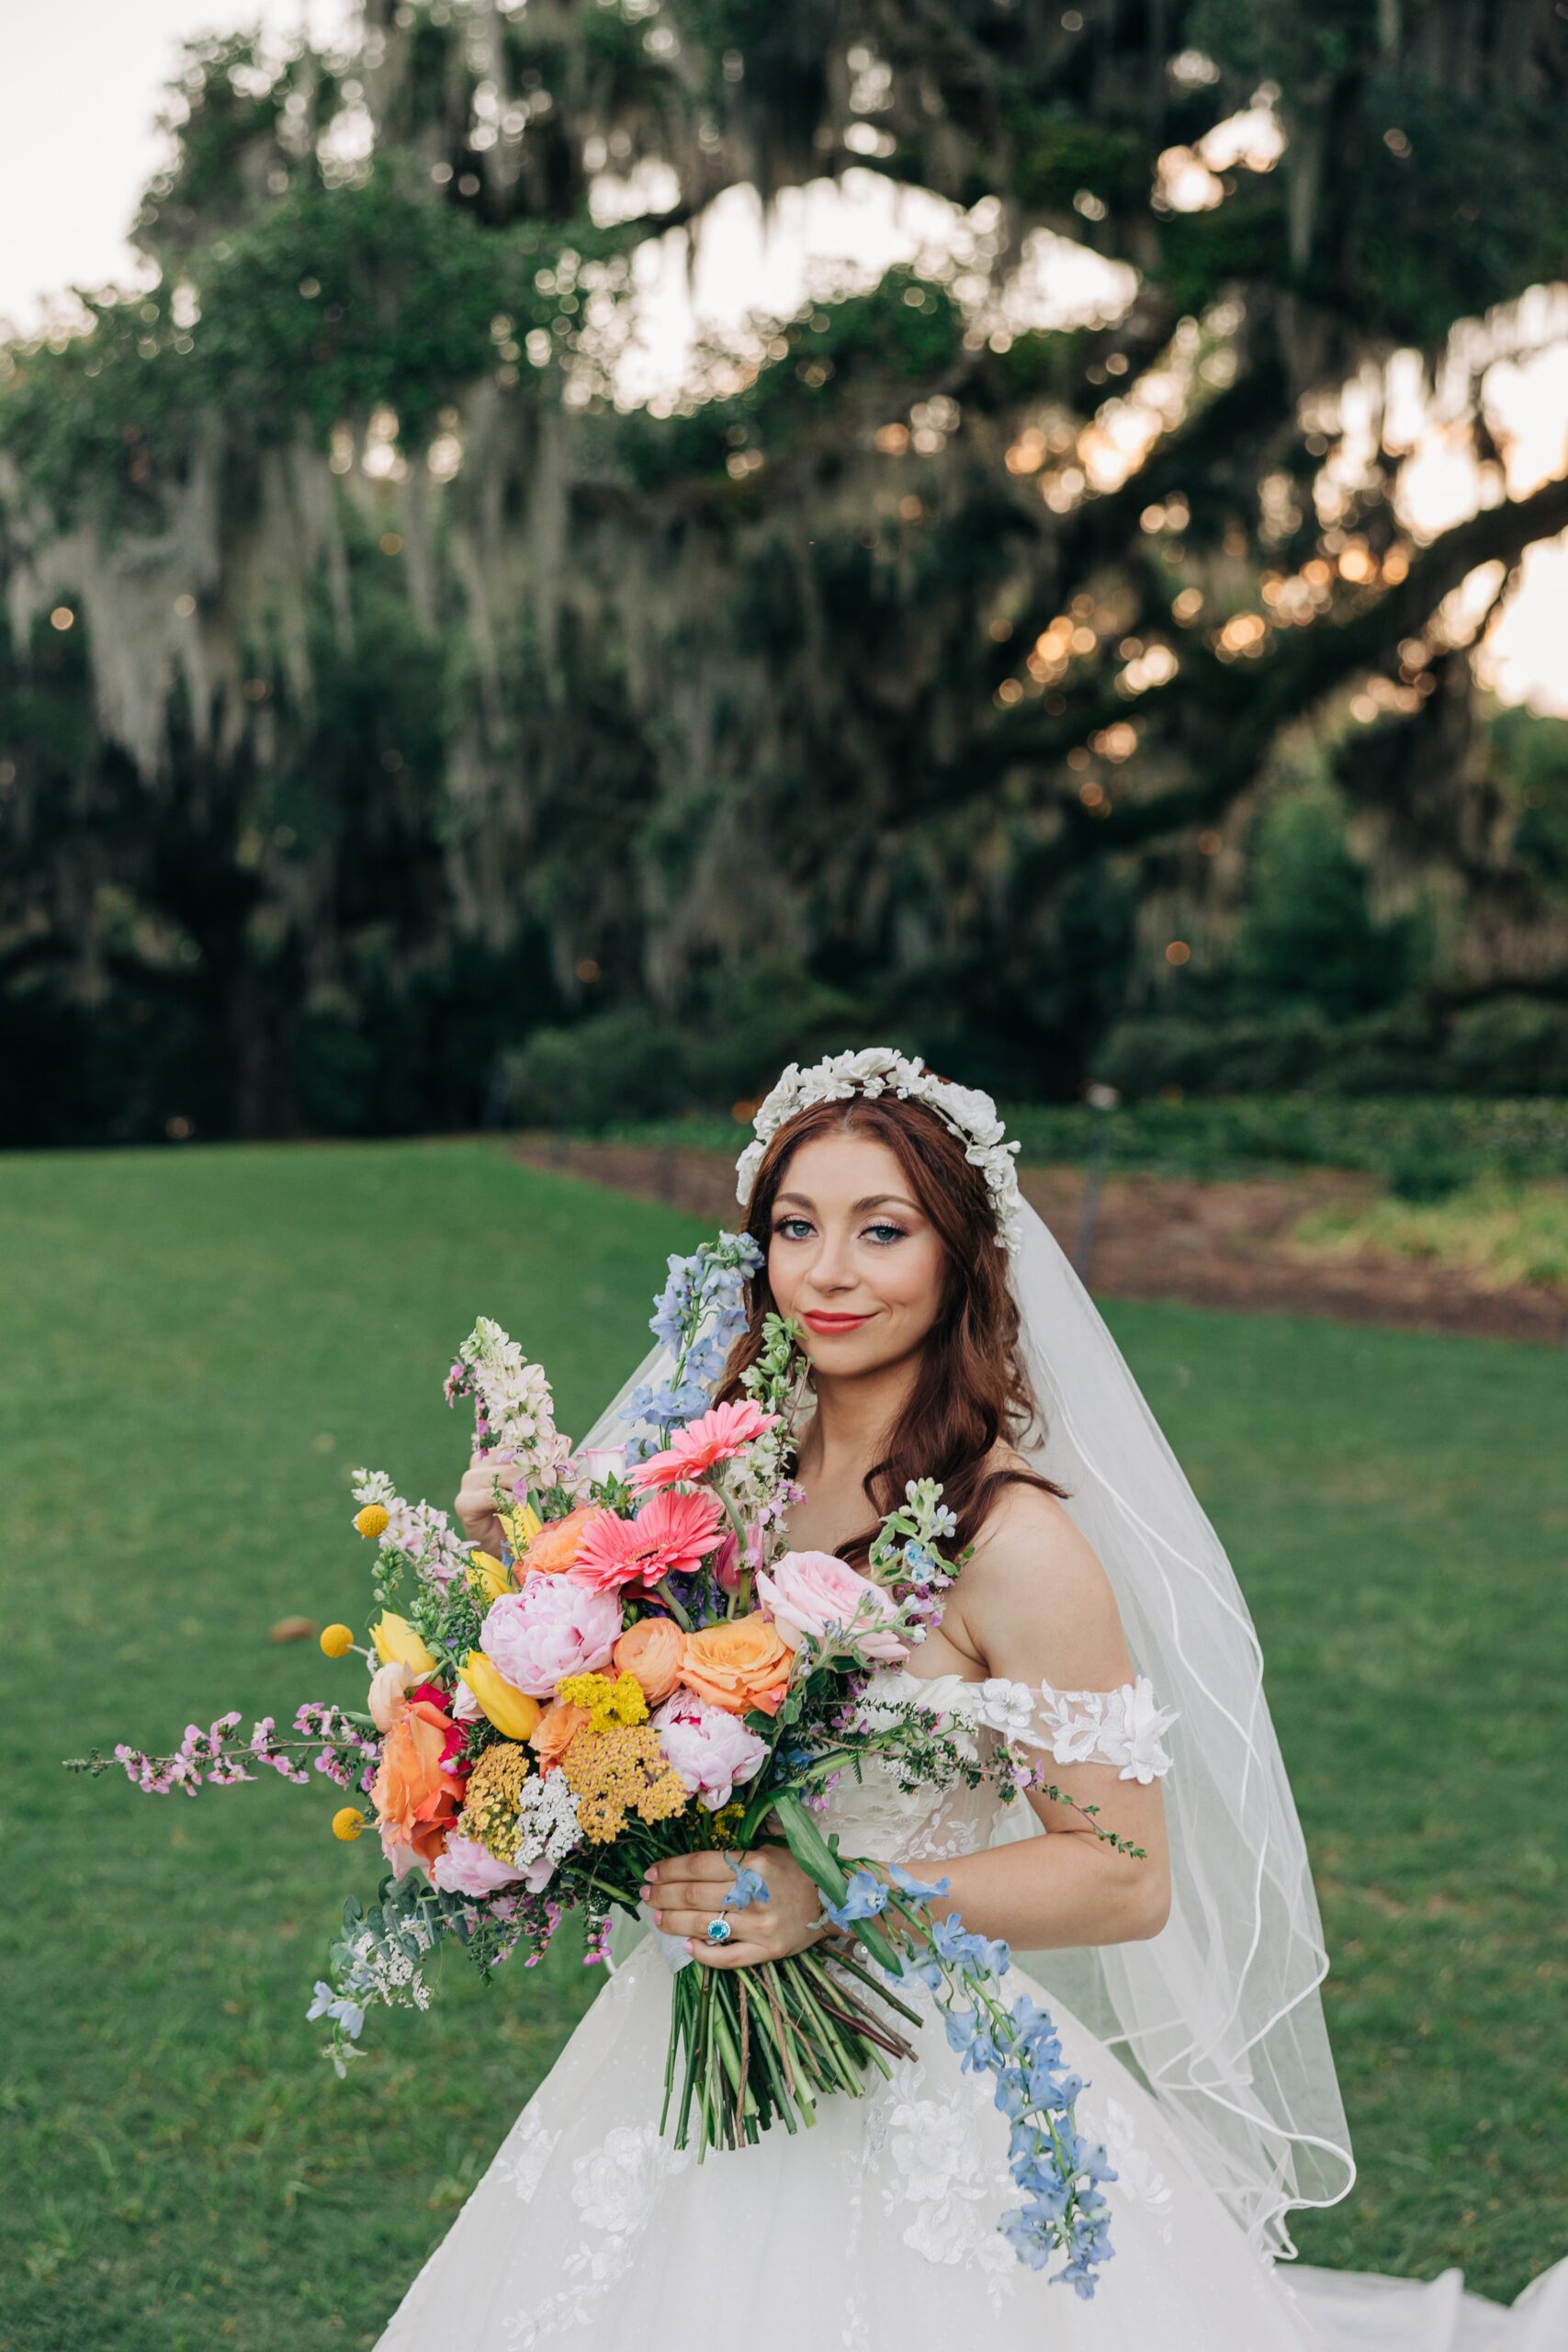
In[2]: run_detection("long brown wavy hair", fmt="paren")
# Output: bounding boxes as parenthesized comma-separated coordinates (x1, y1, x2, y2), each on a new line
(716, 1091, 1066, 1567)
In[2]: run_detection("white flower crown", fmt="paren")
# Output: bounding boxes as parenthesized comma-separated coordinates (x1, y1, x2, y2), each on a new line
(735, 1046, 1023, 1250)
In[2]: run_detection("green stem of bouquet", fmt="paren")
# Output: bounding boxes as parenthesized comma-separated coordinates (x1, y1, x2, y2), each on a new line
(651, 1577, 694, 1632)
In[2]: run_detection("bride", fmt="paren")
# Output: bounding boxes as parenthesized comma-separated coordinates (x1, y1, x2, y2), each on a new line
(377, 1049, 1565, 2350)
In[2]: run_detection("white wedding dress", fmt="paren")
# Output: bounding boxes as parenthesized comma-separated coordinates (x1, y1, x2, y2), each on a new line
(375, 1667, 1568, 2351)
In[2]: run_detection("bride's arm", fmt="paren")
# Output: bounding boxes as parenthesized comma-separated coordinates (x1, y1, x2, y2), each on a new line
(910, 1485, 1173, 1951)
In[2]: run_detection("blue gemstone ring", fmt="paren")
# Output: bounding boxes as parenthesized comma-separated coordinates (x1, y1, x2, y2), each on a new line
(705, 1914, 734, 1946)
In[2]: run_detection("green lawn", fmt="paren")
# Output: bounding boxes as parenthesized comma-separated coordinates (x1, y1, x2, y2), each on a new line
(2, 1140, 1563, 2348)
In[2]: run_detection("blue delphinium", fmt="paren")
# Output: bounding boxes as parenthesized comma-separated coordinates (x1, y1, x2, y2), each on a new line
(307, 1979, 366, 2040)
(822, 1869, 891, 1928)
(721, 1863, 772, 1911)
(635, 1233, 763, 1451)
(887, 1861, 952, 1900)
(884, 1906, 1116, 2297)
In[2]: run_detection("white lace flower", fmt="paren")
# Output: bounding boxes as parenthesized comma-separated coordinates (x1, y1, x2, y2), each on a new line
(495, 2109, 558, 2204)
(885, 2088, 988, 2204)
(1091, 2097, 1177, 2239)
(1031, 1673, 1178, 1782)
(570, 2122, 679, 2238)
(736, 1048, 1022, 1250)
(972, 1677, 1035, 1736)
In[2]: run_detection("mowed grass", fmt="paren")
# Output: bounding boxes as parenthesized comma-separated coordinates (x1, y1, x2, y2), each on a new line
(2, 1141, 1563, 2349)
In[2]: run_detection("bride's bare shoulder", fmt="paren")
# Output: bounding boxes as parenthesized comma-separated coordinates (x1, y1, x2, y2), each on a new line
(953, 1447, 1132, 1685)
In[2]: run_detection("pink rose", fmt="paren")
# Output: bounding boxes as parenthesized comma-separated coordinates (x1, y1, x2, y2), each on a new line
(479, 1571, 622, 1697)
(432, 1832, 527, 1897)
(367, 1657, 418, 1733)
(652, 1689, 768, 1810)
(754, 1549, 910, 1665)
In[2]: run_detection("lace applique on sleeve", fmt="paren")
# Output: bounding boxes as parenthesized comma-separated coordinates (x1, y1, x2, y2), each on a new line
(975, 1673, 1178, 1782)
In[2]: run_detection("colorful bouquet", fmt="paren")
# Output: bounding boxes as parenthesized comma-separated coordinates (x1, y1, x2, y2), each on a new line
(70, 1233, 1144, 2294)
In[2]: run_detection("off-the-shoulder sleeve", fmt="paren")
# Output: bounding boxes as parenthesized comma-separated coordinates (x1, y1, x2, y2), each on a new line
(971, 1672, 1178, 1783)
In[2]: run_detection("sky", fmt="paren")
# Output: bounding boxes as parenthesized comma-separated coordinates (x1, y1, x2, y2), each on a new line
(0, 1, 1562, 710)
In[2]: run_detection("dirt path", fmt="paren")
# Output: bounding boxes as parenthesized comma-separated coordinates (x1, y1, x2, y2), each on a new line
(513, 1136, 1566, 1348)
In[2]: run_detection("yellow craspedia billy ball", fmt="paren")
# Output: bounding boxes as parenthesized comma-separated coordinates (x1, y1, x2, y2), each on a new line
(320, 1623, 355, 1658)
(332, 1807, 367, 1841)
(354, 1503, 391, 1541)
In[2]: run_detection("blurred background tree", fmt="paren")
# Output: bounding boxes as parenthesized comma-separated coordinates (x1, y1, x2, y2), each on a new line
(3, 0, 1567, 1143)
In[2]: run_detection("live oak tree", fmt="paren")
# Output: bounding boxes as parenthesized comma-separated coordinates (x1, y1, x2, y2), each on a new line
(2, 0, 1566, 1139)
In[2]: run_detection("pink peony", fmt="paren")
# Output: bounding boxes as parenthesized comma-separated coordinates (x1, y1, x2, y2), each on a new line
(652, 1689, 768, 1810)
(630, 1397, 781, 1493)
(432, 1832, 527, 1897)
(574, 1487, 727, 1594)
(479, 1571, 622, 1697)
(755, 1549, 910, 1665)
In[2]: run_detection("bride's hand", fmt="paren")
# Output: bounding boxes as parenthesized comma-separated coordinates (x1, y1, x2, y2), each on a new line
(454, 1453, 507, 1557)
(641, 1843, 832, 1969)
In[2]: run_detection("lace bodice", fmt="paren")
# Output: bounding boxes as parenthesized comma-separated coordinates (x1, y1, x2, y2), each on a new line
(818, 1668, 1006, 1867)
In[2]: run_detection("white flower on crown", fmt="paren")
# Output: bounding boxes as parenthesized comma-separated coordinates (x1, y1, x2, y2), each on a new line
(735, 1046, 1023, 1250)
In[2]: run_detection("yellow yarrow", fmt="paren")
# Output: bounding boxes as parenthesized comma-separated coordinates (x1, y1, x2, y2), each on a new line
(561, 1724, 688, 1844)
(556, 1669, 649, 1735)
(332, 1806, 367, 1841)
(458, 1739, 533, 1863)
(354, 1503, 390, 1541)
(694, 1799, 746, 1850)
(319, 1623, 355, 1659)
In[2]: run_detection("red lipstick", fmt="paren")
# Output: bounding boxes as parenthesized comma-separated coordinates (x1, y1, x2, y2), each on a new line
(802, 1310, 873, 1334)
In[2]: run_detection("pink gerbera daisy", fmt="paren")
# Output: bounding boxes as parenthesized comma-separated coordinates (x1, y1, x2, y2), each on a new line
(629, 1398, 782, 1493)
(574, 1487, 728, 1592)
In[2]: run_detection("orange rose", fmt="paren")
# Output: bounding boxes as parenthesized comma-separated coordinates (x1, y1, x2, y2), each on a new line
(614, 1616, 686, 1706)
(528, 1696, 592, 1773)
(681, 1613, 795, 1717)
(520, 1504, 598, 1578)
(371, 1698, 465, 1864)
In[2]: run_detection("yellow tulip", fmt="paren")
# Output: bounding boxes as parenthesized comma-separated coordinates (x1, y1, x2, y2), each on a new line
(332, 1806, 367, 1841)
(370, 1611, 437, 1675)
(319, 1623, 355, 1659)
(462, 1649, 542, 1742)
(355, 1503, 390, 1541)
(467, 1550, 512, 1606)
(499, 1501, 542, 1556)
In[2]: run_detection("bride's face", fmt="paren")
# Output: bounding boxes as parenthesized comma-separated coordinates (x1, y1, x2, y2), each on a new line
(765, 1132, 946, 1377)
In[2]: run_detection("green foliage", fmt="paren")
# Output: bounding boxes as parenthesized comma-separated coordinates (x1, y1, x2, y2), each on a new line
(3, 0, 1568, 1148)
(1012, 108, 1150, 216)
(1099, 1001, 1568, 1106)
(614, 268, 965, 492)
(1492, 706, 1568, 901)
(1294, 1173, 1568, 1284)
(1337, 83, 1568, 345)
(585, 1093, 1568, 1189)
(504, 964, 868, 1126)
(1234, 783, 1424, 1020)
(0, 169, 645, 523)
(1154, 187, 1289, 320)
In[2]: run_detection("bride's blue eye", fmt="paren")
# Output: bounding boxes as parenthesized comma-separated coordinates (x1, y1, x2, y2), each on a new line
(773, 1216, 814, 1241)
(863, 1221, 908, 1246)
